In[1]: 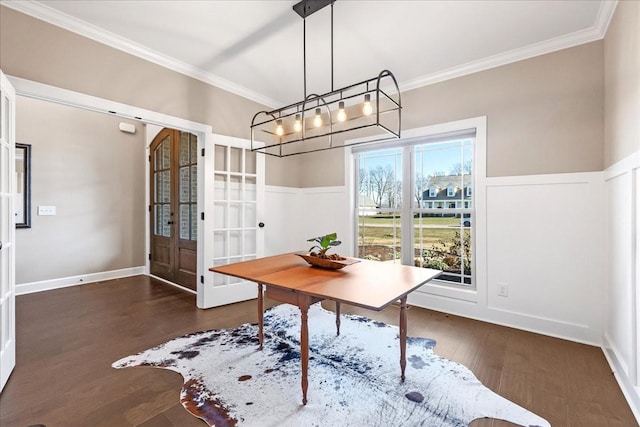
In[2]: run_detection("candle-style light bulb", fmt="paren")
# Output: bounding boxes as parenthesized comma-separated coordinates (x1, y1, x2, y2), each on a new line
(337, 101, 347, 122)
(313, 108, 322, 127)
(362, 94, 373, 116)
(293, 114, 302, 132)
(275, 119, 284, 136)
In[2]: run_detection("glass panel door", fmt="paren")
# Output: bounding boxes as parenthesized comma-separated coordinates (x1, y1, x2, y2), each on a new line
(202, 134, 264, 308)
(0, 70, 16, 392)
(149, 128, 198, 290)
(212, 144, 258, 287)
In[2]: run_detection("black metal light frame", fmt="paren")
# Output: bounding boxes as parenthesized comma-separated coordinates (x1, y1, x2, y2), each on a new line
(250, 0, 402, 157)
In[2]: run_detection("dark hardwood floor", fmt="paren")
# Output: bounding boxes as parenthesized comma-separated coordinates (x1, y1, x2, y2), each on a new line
(0, 275, 636, 427)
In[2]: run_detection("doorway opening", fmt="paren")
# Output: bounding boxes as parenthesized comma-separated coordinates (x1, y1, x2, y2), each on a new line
(149, 127, 198, 290)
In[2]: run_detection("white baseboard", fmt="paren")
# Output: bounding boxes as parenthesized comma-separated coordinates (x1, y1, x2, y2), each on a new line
(15, 266, 146, 295)
(408, 291, 601, 346)
(603, 336, 640, 424)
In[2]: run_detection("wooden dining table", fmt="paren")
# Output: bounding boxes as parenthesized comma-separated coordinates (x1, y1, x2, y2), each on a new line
(209, 252, 441, 405)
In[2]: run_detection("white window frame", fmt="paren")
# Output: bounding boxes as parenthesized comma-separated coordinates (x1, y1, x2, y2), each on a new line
(345, 116, 487, 303)
(447, 185, 455, 197)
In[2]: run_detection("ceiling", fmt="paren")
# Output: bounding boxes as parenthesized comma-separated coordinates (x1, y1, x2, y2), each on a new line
(4, 0, 616, 108)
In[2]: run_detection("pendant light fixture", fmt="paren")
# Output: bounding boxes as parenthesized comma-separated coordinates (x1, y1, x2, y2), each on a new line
(250, 0, 401, 157)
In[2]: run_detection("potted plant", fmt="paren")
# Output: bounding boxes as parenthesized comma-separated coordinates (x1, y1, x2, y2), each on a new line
(307, 232, 345, 260)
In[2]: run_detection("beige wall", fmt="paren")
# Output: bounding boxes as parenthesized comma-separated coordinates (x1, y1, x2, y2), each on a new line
(0, 6, 302, 188)
(298, 41, 605, 186)
(1, 6, 606, 188)
(15, 97, 146, 283)
(604, 0, 640, 167)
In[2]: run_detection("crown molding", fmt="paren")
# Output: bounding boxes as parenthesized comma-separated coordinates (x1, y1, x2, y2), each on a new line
(1, 0, 282, 108)
(2, 0, 619, 102)
(401, 0, 618, 93)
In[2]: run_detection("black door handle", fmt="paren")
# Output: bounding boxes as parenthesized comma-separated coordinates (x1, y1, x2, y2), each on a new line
(167, 221, 175, 225)
(0, 240, 2, 250)
(258, 222, 265, 228)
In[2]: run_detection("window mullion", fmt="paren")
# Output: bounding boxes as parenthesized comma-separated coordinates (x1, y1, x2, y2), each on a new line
(401, 146, 413, 266)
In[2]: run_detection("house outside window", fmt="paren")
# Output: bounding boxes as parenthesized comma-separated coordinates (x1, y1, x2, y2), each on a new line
(466, 186, 472, 197)
(355, 134, 475, 287)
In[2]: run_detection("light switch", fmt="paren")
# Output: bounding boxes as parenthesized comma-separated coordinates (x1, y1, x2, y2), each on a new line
(38, 206, 56, 216)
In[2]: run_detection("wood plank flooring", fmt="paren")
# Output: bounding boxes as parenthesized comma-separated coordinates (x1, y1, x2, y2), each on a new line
(0, 275, 636, 427)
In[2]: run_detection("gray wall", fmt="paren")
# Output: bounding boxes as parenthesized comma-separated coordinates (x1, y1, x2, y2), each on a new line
(15, 97, 146, 283)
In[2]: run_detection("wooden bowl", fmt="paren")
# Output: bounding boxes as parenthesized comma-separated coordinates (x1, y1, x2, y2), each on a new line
(296, 253, 360, 270)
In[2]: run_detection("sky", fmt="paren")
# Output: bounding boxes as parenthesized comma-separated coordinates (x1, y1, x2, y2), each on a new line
(357, 139, 473, 180)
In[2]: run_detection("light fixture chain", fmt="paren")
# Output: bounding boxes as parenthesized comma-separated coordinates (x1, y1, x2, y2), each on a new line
(331, 2, 334, 92)
(303, 17, 307, 98)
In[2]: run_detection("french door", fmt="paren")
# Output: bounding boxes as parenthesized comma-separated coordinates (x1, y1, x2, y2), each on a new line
(201, 134, 264, 308)
(150, 128, 198, 291)
(0, 70, 16, 393)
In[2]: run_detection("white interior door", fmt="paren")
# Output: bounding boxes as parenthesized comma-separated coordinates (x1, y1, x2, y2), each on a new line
(0, 70, 16, 393)
(199, 134, 264, 308)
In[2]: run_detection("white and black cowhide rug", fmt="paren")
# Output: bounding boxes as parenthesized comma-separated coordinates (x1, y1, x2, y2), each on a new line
(113, 303, 550, 427)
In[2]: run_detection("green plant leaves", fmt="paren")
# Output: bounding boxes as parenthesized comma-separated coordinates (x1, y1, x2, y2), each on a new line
(306, 233, 341, 253)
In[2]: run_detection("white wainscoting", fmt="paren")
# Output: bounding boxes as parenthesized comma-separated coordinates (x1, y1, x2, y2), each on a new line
(268, 174, 605, 345)
(265, 185, 351, 256)
(409, 172, 605, 345)
(264, 186, 302, 256)
(603, 151, 640, 421)
(15, 266, 146, 295)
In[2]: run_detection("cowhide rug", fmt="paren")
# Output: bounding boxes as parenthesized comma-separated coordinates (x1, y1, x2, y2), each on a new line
(113, 303, 550, 427)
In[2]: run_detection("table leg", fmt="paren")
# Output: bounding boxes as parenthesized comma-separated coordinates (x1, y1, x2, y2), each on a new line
(399, 295, 407, 382)
(299, 297, 311, 405)
(335, 301, 341, 336)
(258, 283, 264, 350)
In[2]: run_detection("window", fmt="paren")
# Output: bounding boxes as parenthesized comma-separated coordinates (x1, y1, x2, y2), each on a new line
(355, 131, 475, 287)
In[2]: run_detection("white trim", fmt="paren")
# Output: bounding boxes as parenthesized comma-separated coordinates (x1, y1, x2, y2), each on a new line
(602, 148, 640, 424)
(401, 0, 618, 94)
(1, 0, 617, 107)
(604, 151, 640, 181)
(595, 0, 619, 38)
(9, 76, 214, 305)
(604, 340, 640, 422)
(487, 171, 603, 187)
(409, 290, 601, 347)
(7, 76, 211, 133)
(15, 267, 146, 296)
(265, 185, 299, 195)
(1, 1, 279, 108)
(299, 186, 346, 195)
(346, 116, 487, 303)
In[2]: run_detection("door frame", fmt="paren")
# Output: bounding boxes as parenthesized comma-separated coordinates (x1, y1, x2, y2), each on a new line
(147, 127, 200, 291)
(7, 76, 213, 304)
